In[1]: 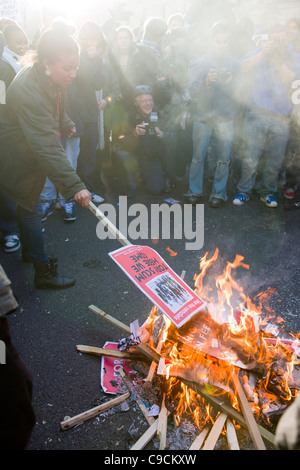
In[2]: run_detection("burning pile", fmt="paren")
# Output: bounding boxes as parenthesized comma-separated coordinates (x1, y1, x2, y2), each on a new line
(62, 248, 300, 450)
(134, 249, 300, 444)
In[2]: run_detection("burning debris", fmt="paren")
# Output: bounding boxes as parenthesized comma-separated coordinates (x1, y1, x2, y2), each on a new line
(61, 248, 299, 451)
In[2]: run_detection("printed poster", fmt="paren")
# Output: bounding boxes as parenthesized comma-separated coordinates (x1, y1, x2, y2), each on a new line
(109, 245, 206, 328)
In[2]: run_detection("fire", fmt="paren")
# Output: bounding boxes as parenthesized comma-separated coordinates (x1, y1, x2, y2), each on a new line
(147, 249, 300, 429)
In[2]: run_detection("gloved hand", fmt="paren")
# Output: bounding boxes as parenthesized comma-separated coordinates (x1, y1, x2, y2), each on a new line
(275, 394, 300, 450)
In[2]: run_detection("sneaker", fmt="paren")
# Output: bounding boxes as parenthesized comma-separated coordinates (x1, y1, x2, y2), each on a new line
(4, 234, 21, 253)
(41, 201, 54, 222)
(232, 193, 249, 206)
(63, 200, 76, 222)
(283, 187, 295, 200)
(91, 193, 105, 204)
(260, 194, 278, 208)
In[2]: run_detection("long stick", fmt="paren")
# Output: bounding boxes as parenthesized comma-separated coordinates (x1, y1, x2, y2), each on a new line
(76, 345, 146, 360)
(231, 368, 266, 450)
(202, 413, 227, 450)
(89, 201, 131, 246)
(60, 392, 130, 431)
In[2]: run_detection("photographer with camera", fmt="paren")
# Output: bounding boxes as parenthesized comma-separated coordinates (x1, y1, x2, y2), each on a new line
(186, 20, 239, 207)
(232, 24, 300, 208)
(114, 85, 167, 195)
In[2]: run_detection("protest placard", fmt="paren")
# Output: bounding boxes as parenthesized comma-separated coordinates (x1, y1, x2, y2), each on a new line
(109, 245, 206, 328)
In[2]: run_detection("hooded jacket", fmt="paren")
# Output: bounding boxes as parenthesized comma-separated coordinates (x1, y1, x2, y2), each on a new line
(0, 62, 86, 211)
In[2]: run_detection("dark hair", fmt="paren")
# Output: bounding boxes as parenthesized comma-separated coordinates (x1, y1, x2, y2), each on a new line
(3, 24, 27, 42)
(143, 17, 167, 42)
(78, 21, 106, 49)
(115, 25, 135, 42)
(37, 21, 79, 64)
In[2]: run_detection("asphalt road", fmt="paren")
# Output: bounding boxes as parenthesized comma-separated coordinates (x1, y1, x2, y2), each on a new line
(1, 177, 300, 452)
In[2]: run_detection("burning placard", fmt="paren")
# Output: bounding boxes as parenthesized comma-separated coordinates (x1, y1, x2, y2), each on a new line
(109, 245, 206, 328)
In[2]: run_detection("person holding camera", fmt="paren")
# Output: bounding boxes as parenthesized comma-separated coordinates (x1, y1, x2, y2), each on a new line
(114, 85, 167, 195)
(232, 24, 300, 208)
(186, 20, 239, 207)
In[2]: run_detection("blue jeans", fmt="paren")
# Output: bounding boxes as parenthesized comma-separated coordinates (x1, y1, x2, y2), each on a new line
(17, 202, 49, 265)
(0, 191, 19, 236)
(237, 109, 290, 196)
(189, 120, 233, 201)
(40, 136, 81, 204)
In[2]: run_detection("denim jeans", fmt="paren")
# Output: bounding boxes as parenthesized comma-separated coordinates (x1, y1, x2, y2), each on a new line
(40, 136, 81, 204)
(0, 191, 19, 236)
(237, 109, 290, 196)
(17, 202, 49, 265)
(189, 120, 233, 201)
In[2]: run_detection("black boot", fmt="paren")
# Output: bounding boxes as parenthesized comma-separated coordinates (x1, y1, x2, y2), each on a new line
(34, 257, 76, 289)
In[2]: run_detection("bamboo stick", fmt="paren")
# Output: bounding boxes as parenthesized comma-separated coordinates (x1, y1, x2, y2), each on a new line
(60, 392, 130, 431)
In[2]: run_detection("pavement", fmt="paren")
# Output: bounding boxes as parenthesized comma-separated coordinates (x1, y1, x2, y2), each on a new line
(1, 176, 300, 451)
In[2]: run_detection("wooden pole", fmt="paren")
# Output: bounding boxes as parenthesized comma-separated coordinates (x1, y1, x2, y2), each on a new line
(89, 201, 131, 246)
(189, 426, 210, 450)
(60, 392, 130, 431)
(226, 420, 240, 450)
(89, 305, 131, 334)
(157, 393, 168, 450)
(230, 368, 266, 450)
(202, 413, 227, 450)
(76, 345, 146, 360)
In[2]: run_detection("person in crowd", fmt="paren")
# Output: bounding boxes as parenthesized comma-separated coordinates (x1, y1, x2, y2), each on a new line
(75, 21, 109, 204)
(0, 26, 28, 254)
(1, 23, 28, 87)
(161, 26, 193, 186)
(108, 26, 140, 108)
(0, 23, 91, 289)
(0, 264, 36, 449)
(286, 17, 300, 53)
(113, 85, 167, 195)
(132, 17, 172, 110)
(186, 20, 239, 208)
(281, 18, 300, 203)
(166, 13, 185, 33)
(232, 24, 300, 208)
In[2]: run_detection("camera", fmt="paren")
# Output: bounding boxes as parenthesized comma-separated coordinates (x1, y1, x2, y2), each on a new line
(145, 112, 158, 136)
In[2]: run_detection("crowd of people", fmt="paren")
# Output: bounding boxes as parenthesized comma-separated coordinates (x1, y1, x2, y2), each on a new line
(0, 6, 300, 289)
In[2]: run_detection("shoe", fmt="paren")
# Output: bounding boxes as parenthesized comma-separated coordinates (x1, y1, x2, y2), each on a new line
(91, 193, 105, 204)
(232, 193, 249, 206)
(34, 256, 76, 289)
(63, 200, 76, 222)
(260, 194, 278, 208)
(41, 201, 54, 222)
(184, 190, 202, 204)
(209, 197, 224, 208)
(283, 187, 295, 200)
(284, 200, 300, 210)
(4, 234, 21, 253)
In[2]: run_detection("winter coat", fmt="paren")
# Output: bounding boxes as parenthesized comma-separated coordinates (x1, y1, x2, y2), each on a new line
(0, 62, 86, 211)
